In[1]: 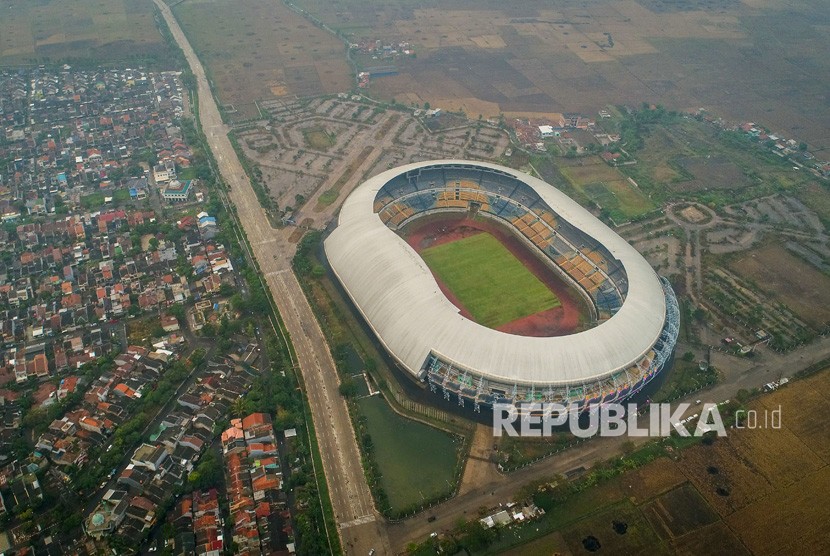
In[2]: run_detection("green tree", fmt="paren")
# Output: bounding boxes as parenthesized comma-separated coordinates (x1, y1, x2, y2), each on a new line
(168, 304, 186, 321)
(218, 282, 235, 297)
(338, 378, 358, 398)
(231, 397, 251, 419)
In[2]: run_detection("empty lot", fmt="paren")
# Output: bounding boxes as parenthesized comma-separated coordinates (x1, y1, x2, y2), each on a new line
(173, 0, 352, 120)
(728, 243, 830, 329)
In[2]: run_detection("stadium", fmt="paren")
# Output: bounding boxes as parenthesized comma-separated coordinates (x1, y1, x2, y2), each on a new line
(324, 160, 679, 412)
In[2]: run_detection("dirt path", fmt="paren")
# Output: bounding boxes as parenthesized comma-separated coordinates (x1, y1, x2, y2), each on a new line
(458, 424, 502, 496)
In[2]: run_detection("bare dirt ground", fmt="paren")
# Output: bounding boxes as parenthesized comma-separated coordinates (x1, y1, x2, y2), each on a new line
(295, 0, 830, 149)
(728, 244, 830, 329)
(458, 424, 501, 496)
(173, 0, 351, 120)
(400, 213, 588, 337)
(0, 0, 166, 65)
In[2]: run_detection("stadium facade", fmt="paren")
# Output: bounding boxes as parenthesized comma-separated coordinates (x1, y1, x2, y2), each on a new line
(325, 160, 679, 412)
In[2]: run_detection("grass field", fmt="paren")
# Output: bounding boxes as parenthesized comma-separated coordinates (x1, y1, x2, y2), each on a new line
(0, 0, 167, 66)
(80, 189, 132, 209)
(651, 359, 718, 403)
(357, 395, 459, 514)
(420, 232, 559, 328)
(796, 183, 830, 230)
(302, 128, 335, 150)
(559, 158, 656, 222)
(622, 119, 820, 207)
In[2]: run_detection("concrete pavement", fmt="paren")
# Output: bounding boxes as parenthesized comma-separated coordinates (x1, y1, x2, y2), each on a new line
(154, 2, 388, 554)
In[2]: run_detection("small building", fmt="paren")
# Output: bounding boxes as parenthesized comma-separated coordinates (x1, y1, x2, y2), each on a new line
(197, 213, 218, 240)
(480, 509, 512, 529)
(79, 415, 105, 434)
(153, 164, 171, 184)
(161, 314, 180, 333)
(9, 473, 43, 510)
(178, 393, 202, 411)
(86, 489, 129, 539)
(130, 443, 168, 472)
(538, 125, 555, 138)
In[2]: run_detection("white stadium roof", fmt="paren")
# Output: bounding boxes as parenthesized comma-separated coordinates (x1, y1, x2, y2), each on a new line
(324, 160, 667, 386)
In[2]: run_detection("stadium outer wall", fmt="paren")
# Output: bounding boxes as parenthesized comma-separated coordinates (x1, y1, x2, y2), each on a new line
(325, 160, 680, 413)
(425, 276, 679, 412)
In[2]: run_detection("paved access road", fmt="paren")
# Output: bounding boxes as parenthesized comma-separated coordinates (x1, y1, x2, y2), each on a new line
(387, 334, 830, 550)
(153, 2, 389, 554)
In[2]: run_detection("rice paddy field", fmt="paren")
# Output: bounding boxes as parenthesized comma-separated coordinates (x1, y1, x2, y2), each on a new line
(293, 0, 830, 151)
(0, 0, 167, 66)
(485, 367, 830, 555)
(172, 0, 351, 120)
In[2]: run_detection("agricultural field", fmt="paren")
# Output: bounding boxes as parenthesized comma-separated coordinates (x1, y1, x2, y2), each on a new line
(420, 232, 560, 328)
(0, 0, 167, 65)
(726, 243, 830, 330)
(796, 183, 830, 229)
(558, 157, 655, 222)
(293, 0, 830, 150)
(643, 484, 718, 539)
(172, 0, 351, 120)
(757, 374, 830, 465)
(680, 371, 830, 553)
(561, 503, 667, 554)
(357, 395, 461, 515)
(725, 468, 830, 555)
(701, 264, 815, 351)
(488, 368, 830, 555)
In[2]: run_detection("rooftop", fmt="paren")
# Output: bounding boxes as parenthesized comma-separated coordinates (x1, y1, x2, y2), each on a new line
(325, 160, 668, 386)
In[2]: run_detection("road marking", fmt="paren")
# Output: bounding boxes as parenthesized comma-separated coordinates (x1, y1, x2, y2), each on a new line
(339, 514, 376, 529)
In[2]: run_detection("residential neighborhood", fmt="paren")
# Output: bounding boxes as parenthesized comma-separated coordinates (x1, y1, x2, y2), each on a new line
(0, 67, 307, 555)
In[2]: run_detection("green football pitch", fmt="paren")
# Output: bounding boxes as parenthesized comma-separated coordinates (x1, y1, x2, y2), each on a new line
(420, 232, 560, 328)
